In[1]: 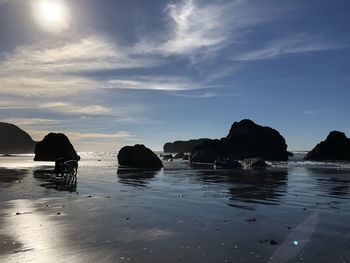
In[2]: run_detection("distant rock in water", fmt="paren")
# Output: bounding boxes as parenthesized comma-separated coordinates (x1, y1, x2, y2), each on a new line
(305, 131, 350, 161)
(164, 139, 212, 153)
(118, 144, 163, 169)
(34, 133, 80, 161)
(192, 119, 289, 161)
(0, 122, 36, 154)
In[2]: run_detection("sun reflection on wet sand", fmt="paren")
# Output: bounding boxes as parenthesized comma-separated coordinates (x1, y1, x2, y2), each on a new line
(1, 199, 72, 262)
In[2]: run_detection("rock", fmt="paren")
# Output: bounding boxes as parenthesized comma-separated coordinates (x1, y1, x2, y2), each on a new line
(34, 133, 79, 161)
(118, 144, 163, 169)
(164, 139, 212, 153)
(214, 157, 242, 169)
(305, 131, 350, 161)
(192, 119, 289, 161)
(190, 150, 218, 164)
(183, 154, 190, 160)
(242, 158, 269, 169)
(174, 152, 185, 159)
(161, 154, 173, 161)
(223, 119, 289, 161)
(0, 122, 36, 154)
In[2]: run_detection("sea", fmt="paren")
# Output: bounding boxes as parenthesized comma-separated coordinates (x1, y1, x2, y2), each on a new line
(0, 152, 349, 263)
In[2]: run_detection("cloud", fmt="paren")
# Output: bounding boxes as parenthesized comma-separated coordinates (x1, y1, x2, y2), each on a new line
(135, 0, 274, 59)
(161, 0, 230, 55)
(232, 35, 348, 61)
(38, 102, 112, 115)
(28, 129, 133, 142)
(3, 118, 61, 126)
(108, 76, 200, 91)
(170, 91, 217, 98)
(0, 0, 9, 7)
(300, 109, 335, 115)
(0, 35, 159, 97)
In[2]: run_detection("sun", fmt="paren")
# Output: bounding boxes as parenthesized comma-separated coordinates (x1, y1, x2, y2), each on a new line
(32, 0, 71, 33)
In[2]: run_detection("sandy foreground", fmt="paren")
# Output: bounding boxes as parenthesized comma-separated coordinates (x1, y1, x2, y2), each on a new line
(0, 156, 350, 263)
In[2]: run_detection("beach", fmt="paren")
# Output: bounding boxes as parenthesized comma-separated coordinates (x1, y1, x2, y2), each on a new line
(0, 154, 350, 263)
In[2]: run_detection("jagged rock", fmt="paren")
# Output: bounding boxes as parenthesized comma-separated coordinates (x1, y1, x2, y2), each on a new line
(242, 158, 269, 169)
(0, 122, 36, 154)
(214, 158, 242, 169)
(34, 133, 79, 161)
(183, 154, 190, 160)
(118, 144, 163, 168)
(305, 131, 350, 161)
(190, 150, 218, 164)
(164, 139, 212, 153)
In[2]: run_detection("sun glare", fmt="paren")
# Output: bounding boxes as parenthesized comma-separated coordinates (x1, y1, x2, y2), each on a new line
(32, 0, 70, 33)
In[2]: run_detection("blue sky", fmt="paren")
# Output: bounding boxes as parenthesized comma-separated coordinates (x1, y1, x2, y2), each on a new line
(0, 0, 349, 151)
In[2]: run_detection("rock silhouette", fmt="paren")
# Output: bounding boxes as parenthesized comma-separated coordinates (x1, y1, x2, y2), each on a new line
(190, 150, 218, 164)
(192, 119, 289, 161)
(305, 131, 350, 161)
(0, 122, 36, 154)
(164, 139, 211, 153)
(34, 133, 79, 161)
(118, 144, 163, 169)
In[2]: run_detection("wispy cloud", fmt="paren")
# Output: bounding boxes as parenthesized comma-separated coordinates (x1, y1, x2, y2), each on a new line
(108, 76, 200, 91)
(28, 129, 133, 142)
(39, 102, 112, 115)
(170, 91, 217, 98)
(233, 35, 348, 61)
(301, 109, 335, 115)
(3, 118, 61, 126)
(0, 35, 159, 97)
(135, 0, 275, 58)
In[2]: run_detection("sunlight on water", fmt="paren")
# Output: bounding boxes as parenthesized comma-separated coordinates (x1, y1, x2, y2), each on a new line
(0, 153, 350, 262)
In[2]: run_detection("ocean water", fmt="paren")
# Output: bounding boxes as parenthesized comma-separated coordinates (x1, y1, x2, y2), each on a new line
(0, 152, 349, 263)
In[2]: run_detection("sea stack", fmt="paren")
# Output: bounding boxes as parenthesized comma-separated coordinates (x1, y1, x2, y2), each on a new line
(164, 139, 212, 153)
(191, 119, 290, 161)
(34, 133, 80, 161)
(118, 144, 163, 169)
(0, 122, 36, 154)
(305, 131, 350, 161)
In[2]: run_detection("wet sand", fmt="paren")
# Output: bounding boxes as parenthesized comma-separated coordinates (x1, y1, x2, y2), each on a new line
(0, 156, 350, 263)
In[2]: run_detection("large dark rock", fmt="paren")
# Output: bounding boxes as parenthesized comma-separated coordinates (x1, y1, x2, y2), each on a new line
(164, 139, 212, 153)
(0, 122, 36, 154)
(34, 133, 79, 161)
(305, 131, 350, 161)
(190, 150, 218, 164)
(192, 119, 289, 161)
(118, 144, 163, 168)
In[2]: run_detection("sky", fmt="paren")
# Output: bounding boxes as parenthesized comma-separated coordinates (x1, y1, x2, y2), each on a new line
(0, 0, 349, 152)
